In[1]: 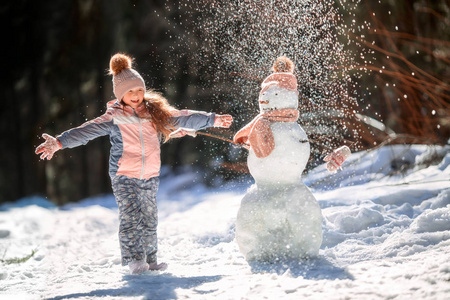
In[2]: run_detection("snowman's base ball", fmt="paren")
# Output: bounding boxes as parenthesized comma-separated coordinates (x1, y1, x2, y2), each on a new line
(235, 183, 322, 262)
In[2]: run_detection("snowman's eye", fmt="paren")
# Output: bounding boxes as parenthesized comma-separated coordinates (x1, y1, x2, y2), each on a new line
(275, 93, 278, 96)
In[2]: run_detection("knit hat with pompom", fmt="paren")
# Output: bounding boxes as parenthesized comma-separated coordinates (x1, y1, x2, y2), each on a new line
(260, 56, 298, 95)
(109, 53, 145, 101)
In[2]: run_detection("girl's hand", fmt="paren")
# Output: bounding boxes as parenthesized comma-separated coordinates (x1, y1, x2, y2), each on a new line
(35, 134, 62, 160)
(214, 114, 233, 128)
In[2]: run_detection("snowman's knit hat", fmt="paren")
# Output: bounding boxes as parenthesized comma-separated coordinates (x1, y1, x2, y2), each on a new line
(260, 73, 298, 95)
(260, 56, 298, 95)
(109, 53, 145, 101)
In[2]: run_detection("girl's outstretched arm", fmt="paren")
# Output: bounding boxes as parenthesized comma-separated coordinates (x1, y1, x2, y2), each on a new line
(169, 112, 233, 140)
(35, 111, 113, 160)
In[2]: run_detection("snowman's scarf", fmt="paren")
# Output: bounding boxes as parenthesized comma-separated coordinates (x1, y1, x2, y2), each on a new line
(233, 108, 299, 158)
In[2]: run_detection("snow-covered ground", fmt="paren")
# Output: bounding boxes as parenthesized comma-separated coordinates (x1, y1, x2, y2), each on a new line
(1, 144, 449, 300)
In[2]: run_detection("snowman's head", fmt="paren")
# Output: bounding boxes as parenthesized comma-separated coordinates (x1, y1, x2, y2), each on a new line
(258, 85, 299, 112)
(258, 70, 299, 113)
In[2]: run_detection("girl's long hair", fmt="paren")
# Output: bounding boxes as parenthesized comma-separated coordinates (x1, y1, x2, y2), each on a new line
(142, 90, 177, 142)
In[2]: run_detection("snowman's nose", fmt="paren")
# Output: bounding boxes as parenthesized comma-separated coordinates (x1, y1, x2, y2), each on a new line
(259, 100, 269, 104)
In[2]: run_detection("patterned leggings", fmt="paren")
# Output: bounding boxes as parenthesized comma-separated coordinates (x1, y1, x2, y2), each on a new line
(111, 175, 159, 266)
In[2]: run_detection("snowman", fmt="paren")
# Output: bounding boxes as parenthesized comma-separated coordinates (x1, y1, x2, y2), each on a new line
(232, 56, 323, 262)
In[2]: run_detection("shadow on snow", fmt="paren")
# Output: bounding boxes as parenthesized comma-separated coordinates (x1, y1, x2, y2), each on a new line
(45, 273, 222, 300)
(248, 256, 354, 280)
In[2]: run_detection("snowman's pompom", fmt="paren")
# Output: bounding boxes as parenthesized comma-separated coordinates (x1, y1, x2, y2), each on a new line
(273, 56, 295, 73)
(109, 53, 132, 75)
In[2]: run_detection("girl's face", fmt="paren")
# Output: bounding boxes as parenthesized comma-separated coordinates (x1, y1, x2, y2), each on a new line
(122, 87, 145, 109)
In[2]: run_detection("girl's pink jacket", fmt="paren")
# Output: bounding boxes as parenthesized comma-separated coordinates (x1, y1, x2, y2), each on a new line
(57, 100, 215, 180)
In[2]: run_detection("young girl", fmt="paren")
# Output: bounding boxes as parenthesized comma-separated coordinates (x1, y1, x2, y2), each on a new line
(35, 53, 233, 274)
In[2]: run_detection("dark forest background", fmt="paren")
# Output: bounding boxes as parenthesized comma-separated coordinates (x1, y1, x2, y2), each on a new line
(1, 0, 448, 205)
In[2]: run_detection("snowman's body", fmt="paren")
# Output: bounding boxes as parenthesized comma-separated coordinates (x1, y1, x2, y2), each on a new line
(235, 85, 323, 262)
(247, 121, 309, 186)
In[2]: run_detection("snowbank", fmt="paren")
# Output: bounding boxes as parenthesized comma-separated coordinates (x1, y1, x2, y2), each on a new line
(1, 144, 449, 299)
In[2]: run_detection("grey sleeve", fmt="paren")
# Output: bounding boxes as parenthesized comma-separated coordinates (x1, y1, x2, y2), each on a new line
(171, 109, 216, 131)
(57, 112, 113, 149)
